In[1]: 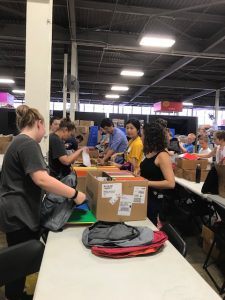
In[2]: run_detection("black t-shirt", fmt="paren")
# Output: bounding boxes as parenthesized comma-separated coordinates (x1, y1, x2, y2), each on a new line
(0, 134, 47, 233)
(65, 137, 78, 151)
(49, 133, 71, 178)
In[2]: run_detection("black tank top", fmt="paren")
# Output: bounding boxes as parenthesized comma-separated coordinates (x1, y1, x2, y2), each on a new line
(140, 151, 166, 181)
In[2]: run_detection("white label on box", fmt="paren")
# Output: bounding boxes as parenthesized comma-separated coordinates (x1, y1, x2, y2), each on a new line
(118, 195, 133, 216)
(109, 195, 119, 205)
(102, 183, 122, 198)
(133, 186, 146, 204)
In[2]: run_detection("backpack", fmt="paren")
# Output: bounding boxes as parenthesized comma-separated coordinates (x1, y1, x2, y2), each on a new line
(40, 173, 77, 232)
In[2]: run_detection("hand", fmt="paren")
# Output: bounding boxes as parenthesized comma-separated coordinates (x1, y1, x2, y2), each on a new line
(81, 147, 89, 153)
(133, 167, 140, 176)
(97, 158, 104, 165)
(111, 154, 117, 162)
(74, 191, 86, 205)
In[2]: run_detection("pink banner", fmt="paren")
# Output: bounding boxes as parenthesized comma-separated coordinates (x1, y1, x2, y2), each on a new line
(0, 92, 14, 105)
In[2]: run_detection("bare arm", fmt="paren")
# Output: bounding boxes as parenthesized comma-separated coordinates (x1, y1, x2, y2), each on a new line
(103, 148, 115, 163)
(30, 170, 86, 204)
(59, 148, 84, 165)
(179, 142, 187, 153)
(148, 152, 175, 189)
(111, 152, 124, 161)
(196, 148, 216, 159)
(130, 157, 139, 175)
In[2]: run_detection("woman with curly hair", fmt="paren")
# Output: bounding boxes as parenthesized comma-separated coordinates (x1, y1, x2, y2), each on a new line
(140, 122, 175, 226)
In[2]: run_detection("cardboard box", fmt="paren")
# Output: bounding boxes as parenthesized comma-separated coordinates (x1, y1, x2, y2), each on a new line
(74, 166, 97, 193)
(74, 166, 120, 192)
(215, 165, 225, 198)
(76, 126, 89, 134)
(0, 135, 13, 143)
(79, 120, 94, 127)
(174, 167, 183, 178)
(75, 126, 89, 146)
(86, 170, 148, 222)
(74, 120, 79, 127)
(0, 136, 13, 154)
(0, 141, 11, 154)
(202, 225, 219, 259)
(183, 169, 209, 182)
(89, 148, 99, 158)
(176, 158, 208, 170)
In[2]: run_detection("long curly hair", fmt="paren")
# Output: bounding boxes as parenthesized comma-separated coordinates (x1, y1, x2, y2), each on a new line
(143, 122, 167, 154)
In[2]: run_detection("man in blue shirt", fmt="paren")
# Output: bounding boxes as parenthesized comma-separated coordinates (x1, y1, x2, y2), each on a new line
(99, 118, 128, 164)
(180, 133, 196, 153)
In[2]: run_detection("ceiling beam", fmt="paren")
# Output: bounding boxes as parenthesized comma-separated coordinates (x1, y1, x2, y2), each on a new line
(0, 24, 70, 44)
(76, 0, 225, 24)
(76, 31, 225, 60)
(77, 73, 218, 90)
(130, 25, 225, 102)
(0, 4, 25, 18)
(182, 90, 216, 102)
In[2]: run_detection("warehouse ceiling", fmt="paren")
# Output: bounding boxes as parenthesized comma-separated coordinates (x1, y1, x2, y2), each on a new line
(1, 0, 225, 107)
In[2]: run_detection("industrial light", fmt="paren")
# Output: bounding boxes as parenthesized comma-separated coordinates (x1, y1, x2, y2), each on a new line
(105, 94, 120, 99)
(140, 36, 175, 48)
(183, 102, 193, 106)
(12, 89, 26, 94)
(120, 70, 144, 77)
(111, 86, 129, 91)
(0, 78, 15, 84)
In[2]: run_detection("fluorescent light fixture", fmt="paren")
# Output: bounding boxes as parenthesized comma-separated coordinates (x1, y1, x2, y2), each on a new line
(105, 94, 120, 99)
(0, 78, 15, 84)
(183, 102, 193, 106)
(111, 86, 129, 91)
(12, 89, 26, 94)
(120, 70, 144, 77)
(140, 36, 175, 48)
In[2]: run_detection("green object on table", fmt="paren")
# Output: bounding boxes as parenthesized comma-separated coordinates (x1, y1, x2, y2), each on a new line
(66, 209, 96, 224)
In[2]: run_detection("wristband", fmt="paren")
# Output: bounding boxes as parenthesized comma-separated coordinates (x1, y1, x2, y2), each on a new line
(72, 189, 79, 200)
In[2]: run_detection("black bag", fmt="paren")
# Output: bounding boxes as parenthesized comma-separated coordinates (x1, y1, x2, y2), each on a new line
(40, 173, 77, 232)
(201, 165, 218, 194)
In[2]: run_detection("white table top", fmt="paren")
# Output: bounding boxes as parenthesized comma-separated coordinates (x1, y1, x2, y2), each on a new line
(207, 194, 225, 208)
(34, 220, 220, 300)
(0, 154, 4, 171)
(175, 177, 207, 198)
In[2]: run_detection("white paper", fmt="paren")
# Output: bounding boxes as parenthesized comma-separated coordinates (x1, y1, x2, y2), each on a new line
(102, 183, 122, 198)
(109, 195, 119, 205)
(118, 194, 133, 216)
(133, 186, 146, 204)
(82, 149, 91, 167)
(96, 177, 109, 181)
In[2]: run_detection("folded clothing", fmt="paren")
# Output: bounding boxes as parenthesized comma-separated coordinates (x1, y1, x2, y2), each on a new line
(82, 221, 154, 248)
(91, 231, 168, 258)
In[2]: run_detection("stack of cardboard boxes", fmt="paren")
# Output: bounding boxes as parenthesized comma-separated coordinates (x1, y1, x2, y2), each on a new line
(75, 120, 94, 146)
(0, 135, 13, 154)
(174, 158, 209, 182)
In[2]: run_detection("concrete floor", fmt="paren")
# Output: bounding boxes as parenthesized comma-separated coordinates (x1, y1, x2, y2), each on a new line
(0, 230, 224, 299)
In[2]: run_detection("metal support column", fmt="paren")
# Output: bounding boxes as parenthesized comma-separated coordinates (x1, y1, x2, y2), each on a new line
(70, 42, 78, 121)
(63, 52, 68, 118)
(215, 89, 220, 124)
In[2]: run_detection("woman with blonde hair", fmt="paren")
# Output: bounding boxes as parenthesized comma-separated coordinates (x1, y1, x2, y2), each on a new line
(0, 105, 86, 300)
